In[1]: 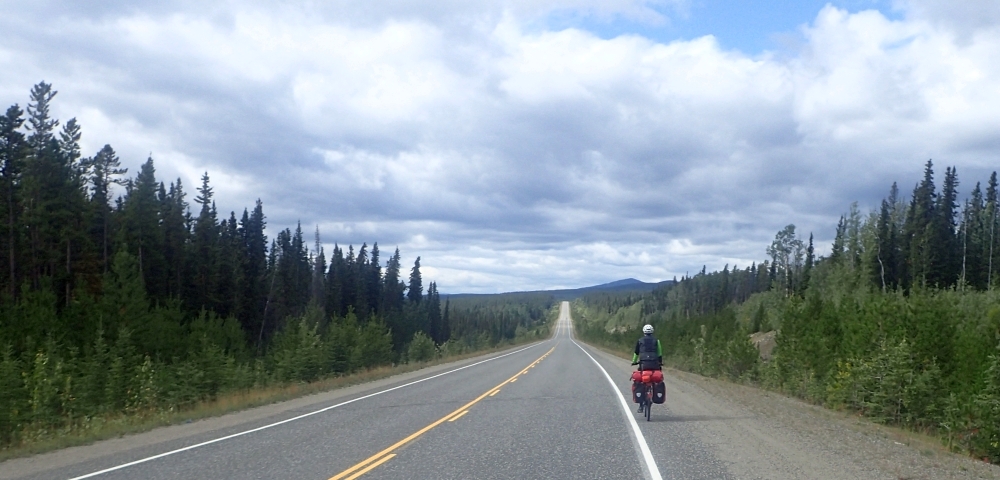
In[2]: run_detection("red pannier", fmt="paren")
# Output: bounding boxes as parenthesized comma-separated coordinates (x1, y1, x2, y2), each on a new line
(632, 369, 663, 384)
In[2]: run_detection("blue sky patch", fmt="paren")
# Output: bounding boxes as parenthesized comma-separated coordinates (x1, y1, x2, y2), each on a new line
(545, 0, 900, 54)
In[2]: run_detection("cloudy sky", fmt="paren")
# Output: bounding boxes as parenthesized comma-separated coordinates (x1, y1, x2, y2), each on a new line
(3, 0, 1000, 293)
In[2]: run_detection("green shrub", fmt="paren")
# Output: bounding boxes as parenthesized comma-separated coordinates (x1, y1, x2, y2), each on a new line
(407, 332, 437, 363)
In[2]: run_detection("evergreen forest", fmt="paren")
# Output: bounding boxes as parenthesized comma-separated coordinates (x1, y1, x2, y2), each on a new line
(574, 161, 1000, 463)
(0, 83, 552, 451)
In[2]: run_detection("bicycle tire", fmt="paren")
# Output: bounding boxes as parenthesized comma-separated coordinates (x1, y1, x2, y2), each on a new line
(645, 388, 652, 421)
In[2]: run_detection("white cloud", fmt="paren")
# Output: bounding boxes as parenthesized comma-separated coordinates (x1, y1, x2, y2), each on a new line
(2, 2, 1000, 292)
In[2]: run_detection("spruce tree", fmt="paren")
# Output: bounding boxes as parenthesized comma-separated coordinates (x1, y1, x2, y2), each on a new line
(215, 212, 239, 317)
(325, 244, 345, 317)
(355, 243, 369, 316)
(426, 282, 444, 343)
(802, 233, 814, 293)
(290, 222, 311, 315)
(931, 166, 960, 287)
(310, 227, 326, 308)
(237, 200, 268, 339)
(903, 160, 937, 288)
(189, 173, 218, 311)
(368, 243, 382, 316)
(874, 199, 898, 291)
(160, 179, 188, 298)
(407, 257, 423, 304)
(381, 248, 404, 313)
(0, 105, 26, 297)
(961, 183, 986, 289)
(85, 145, 127, 272)
(987, 172, 998, 289)
(831, 216, 846, 265)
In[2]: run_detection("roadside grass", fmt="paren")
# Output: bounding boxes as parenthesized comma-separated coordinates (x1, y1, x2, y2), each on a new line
(0, 333, 551, 463)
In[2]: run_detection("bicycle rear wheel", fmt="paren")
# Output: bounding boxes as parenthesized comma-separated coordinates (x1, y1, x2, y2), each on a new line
(645, 389, 652, 421)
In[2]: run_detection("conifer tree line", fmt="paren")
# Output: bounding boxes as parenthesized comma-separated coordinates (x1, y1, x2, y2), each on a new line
(574, 161, 1000, 463)
(0, 82, 539, 448)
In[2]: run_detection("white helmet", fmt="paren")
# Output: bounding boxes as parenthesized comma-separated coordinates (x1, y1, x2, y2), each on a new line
(642, 324, 653, 334)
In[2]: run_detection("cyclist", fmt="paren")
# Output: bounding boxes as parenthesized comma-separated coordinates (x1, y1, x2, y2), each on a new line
(632, 324, 663, 371)
(631, 324, 662, 412)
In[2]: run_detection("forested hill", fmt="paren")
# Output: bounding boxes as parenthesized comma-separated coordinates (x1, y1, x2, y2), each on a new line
(445, 278, 672, 301)
(574, 160, 1000, 463)
(0, 82, 550, 450)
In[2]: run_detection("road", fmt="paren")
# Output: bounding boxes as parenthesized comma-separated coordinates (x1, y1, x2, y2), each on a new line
(5, 301, 1000, 480)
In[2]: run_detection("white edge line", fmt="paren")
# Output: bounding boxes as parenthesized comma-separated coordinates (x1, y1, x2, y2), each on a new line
(69, 342, 543, 480)
(573, 339, 663, 480)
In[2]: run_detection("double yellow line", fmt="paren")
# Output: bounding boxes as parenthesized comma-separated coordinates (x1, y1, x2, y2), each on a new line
(329, 346, 556, 480)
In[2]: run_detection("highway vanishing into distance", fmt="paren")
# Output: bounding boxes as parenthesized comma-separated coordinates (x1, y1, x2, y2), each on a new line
(3, 303, 718, 480)
(7, 302, 999, 480)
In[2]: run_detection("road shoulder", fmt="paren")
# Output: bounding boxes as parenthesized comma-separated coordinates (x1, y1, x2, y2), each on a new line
(580, 342, 1000, 480)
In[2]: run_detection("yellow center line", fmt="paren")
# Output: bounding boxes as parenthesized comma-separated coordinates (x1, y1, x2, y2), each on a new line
(489, 389, 500, 397)
(329, 346, 555, 480)
(448, 410, 469, 422)
(344, 454, 395, 480)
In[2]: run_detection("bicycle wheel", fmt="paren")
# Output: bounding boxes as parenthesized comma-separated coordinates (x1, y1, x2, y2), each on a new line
(645, 389, 652, 421)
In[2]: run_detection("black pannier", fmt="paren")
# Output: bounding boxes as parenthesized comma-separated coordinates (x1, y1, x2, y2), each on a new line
(631, 381, 646, 403)
(652, 381, 666, 404)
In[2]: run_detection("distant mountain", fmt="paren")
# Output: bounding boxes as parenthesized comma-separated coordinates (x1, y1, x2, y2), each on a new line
(443, 278, 672, 301)
(546, 278, 672, 300)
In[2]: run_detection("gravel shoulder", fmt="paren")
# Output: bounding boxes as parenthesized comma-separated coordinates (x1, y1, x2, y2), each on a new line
(592, 341, 1000, 480)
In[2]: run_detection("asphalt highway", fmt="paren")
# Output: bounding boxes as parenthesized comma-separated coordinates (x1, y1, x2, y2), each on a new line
(7, 302, 733, 480)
